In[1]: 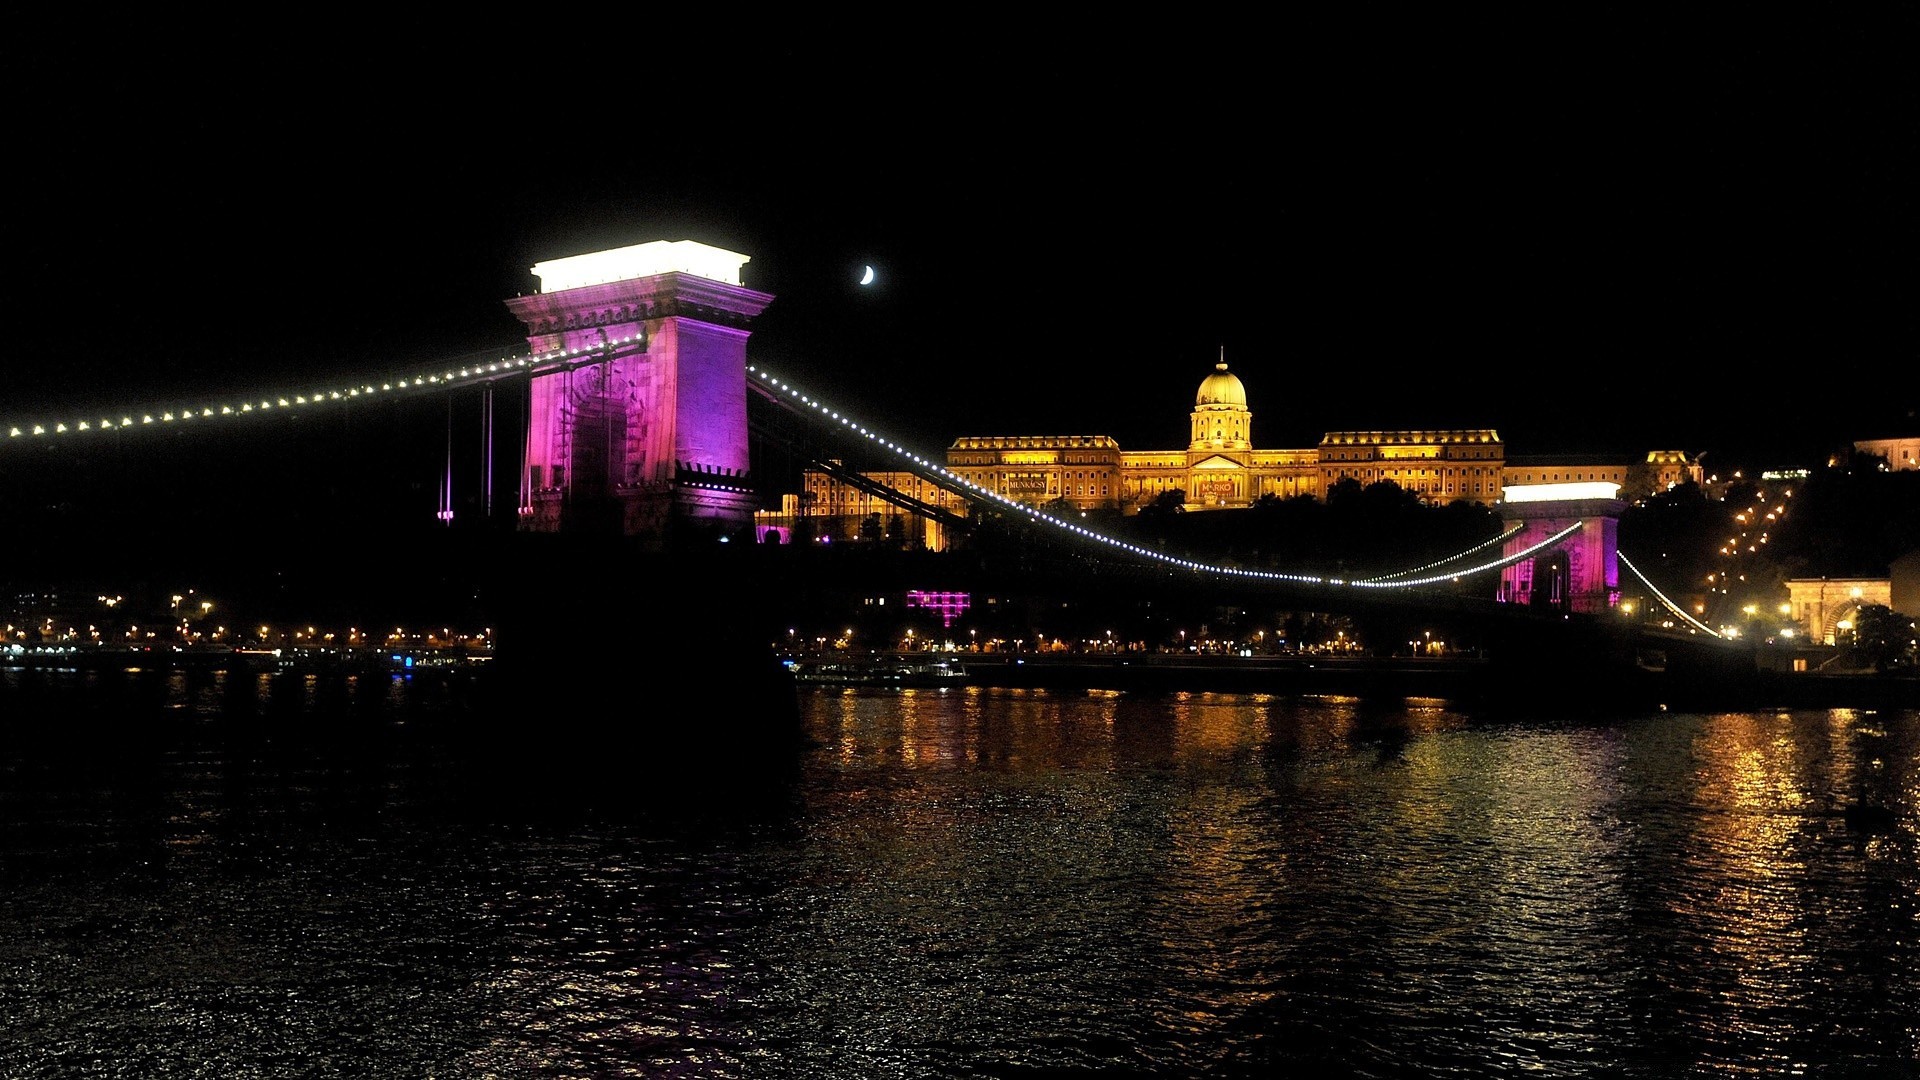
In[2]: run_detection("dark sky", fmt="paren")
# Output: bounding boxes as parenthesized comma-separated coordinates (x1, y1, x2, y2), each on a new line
(4, 14, 1912, 477)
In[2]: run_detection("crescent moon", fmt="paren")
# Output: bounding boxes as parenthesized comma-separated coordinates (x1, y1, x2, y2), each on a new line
(859, 265, 875, 286)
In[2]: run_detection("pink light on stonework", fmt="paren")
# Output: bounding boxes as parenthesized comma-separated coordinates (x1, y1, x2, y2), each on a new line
(906, 590, 971, 628)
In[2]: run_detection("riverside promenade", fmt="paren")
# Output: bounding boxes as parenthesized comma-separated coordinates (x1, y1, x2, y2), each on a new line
(12, 635, 1917, 714)
(942, 648, 1920, 713)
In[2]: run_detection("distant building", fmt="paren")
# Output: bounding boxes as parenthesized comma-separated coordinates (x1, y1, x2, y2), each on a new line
(755, 358, 1700, 549)
(1504, 449, 1700, 497)
(1894, 551, 1920, 616)
(1854, 436, 1920, 471)
(1784, 578, 1893, 645)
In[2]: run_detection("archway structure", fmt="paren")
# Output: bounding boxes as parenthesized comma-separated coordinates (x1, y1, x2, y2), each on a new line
(506, 240, 773, 549)
(1496, 482, 1624, 615)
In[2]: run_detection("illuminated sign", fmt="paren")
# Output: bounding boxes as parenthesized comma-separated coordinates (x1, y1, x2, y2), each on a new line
(1503, 481, 1620, 503)
(1006, 474, 1051, 495)
(906, 590, 971, 628)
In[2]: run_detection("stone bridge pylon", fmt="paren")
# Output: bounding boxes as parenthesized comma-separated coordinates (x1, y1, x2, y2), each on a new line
(1496, 482, 1624, 614)
(505, 240, 773, 550)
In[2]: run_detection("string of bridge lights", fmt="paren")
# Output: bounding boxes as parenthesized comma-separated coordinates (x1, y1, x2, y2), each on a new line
(4, 340, 1622, 600)
(746, 363, 1584, 592)
(1352, 523, 1527, 583)
(1, 337, 647, 441)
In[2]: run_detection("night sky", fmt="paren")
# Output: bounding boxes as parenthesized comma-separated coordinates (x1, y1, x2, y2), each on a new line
(4, 15, 1912, 477)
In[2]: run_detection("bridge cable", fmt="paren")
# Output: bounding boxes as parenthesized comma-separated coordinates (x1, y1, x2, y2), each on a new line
(1352, 524, 1527, 583)
(1617, 551, 1721, 637)
(438, 395, 454, 526)
(482, 385, 494, 519)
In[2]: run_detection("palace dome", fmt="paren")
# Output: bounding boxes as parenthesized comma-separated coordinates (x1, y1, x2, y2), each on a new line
(1195, 361, 1247, 407)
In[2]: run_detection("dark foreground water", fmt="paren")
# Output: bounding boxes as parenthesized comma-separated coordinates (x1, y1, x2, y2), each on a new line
(2, 664, 1918, 1078)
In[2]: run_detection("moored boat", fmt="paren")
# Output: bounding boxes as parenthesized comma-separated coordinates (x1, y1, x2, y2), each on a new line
(786, 655, 969, 688)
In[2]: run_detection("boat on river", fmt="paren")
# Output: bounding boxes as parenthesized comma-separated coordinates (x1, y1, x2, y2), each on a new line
(785, 655, 969, 688)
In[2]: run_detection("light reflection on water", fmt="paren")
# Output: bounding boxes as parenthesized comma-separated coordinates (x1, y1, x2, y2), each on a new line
(1, 669, 1917, 1078)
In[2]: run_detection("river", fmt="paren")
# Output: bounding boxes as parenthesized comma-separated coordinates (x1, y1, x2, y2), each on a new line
(2, 664, 1916, 1078)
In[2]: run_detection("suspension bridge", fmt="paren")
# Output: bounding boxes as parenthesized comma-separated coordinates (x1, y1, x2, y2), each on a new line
(0, 238, 1765, 712)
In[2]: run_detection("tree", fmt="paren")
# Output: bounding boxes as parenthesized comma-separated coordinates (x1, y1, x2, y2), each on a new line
(1139, 489, 1186, 518)
(1623, 458, 1657, 503)
(1848, 603, 1915, 673)
(1618, 481, 1720, 613)
(1127, 489, 1187, 546)
(859, 513, 884, 544)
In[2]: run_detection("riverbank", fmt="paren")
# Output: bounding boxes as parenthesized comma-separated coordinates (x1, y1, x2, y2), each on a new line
(930, 651, 1920, 712)
(0, 642, 487, 673)
(12, 640, 1919, 714)
(961, 653, 1496, 698)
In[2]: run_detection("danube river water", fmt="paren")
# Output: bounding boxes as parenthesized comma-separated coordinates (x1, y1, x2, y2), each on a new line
(2, 663, 1917, 1078)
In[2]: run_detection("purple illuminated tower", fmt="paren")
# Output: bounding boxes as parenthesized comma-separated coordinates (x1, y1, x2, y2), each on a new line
(1495, 482, 1623, 614)
(505, 241, 773, 549)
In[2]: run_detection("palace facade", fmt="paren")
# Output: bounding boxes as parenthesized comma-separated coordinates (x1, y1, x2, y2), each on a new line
(755, 359, 1700, 549)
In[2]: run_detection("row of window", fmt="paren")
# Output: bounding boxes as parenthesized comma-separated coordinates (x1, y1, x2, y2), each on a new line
(1324, 448, 1503, 461)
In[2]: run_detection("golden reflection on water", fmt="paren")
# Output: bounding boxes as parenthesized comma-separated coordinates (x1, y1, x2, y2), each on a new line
(481, 688, 1920, 1078)
(795, 690, 1920, 1060)
(810, 687, 1490, 775)
(1672, 711, 1874, 1007)
(11, 669, 1912, 1078)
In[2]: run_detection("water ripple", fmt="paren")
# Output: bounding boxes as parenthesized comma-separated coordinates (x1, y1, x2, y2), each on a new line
(3, 676, 1918, 1077)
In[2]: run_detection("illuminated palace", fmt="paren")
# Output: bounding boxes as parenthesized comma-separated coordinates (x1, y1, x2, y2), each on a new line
(755, 357, 1700, 549)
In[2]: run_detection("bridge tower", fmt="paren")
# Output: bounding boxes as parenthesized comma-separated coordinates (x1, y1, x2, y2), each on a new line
(1496, 482, 1624, 615)
(505, 240, 774, 550)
